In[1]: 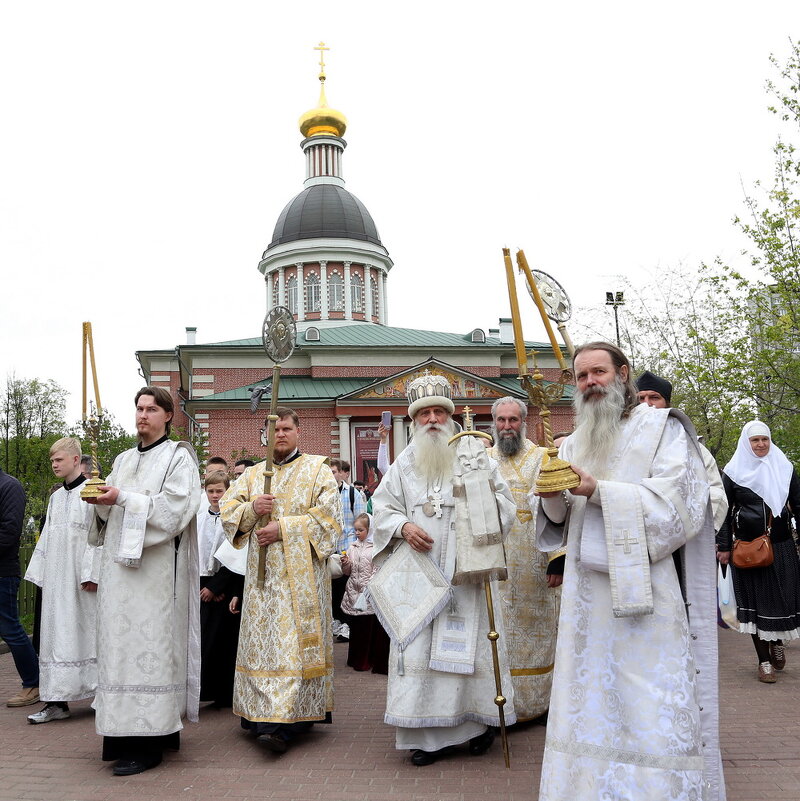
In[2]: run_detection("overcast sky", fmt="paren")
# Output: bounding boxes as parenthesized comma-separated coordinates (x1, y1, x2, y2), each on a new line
(2, 2, 798, 432)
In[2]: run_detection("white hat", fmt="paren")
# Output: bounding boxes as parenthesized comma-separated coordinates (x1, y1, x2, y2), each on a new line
(407, 371, 455, 419)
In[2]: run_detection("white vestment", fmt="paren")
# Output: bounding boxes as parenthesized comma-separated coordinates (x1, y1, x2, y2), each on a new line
(24, 480, 101, 701)
(537, 405, 725, 801)
(699, 441, 728, 531)
(91, 439, 201, 737)
(197, 508, 225, 577)
(371, 440, 518, 751)
(487, 440, 558, 721)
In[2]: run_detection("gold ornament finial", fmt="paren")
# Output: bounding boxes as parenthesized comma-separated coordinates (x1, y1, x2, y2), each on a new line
(299, 41, 348, 138)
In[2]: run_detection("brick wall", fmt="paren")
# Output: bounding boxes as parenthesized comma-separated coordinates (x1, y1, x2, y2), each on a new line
(199, 404, 339, 462)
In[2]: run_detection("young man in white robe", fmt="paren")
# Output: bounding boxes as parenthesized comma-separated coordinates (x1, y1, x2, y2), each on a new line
(536, 342, 725, 801)
(371, 373, 517, 767)
(486, 397, 560, 723)
(24, 437, 101, 724)
(84, 386, 201, 776)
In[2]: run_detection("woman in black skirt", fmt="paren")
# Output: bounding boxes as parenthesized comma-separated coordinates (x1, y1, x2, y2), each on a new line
(717, 421, 800, 683)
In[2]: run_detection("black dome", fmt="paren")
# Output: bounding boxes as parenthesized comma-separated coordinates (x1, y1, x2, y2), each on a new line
(266, 184, 385, 252)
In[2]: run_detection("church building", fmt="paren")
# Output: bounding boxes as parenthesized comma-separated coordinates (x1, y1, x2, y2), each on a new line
(136, 52, 572, 484)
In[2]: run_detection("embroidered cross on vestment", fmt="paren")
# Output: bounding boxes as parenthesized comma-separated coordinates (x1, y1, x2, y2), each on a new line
(614, 528, 639, 554)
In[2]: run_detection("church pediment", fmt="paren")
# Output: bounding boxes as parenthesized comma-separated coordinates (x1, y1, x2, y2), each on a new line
(337, 359, 525, 404)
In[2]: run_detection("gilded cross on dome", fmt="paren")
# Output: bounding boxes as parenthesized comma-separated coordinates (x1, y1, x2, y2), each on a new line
(314, 42, 330, 77)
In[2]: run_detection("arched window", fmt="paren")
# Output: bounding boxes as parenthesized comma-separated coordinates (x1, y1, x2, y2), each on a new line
(350, 272, 364, 313)
(329, 271, 344, 311)
(286, 275, 298, 315)
(306, 272, 321, 313)
(370, 275, 379, 319)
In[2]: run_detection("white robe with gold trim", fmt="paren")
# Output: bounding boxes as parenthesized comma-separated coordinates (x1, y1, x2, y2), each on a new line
(220, 455, 341, 724)
(488, 439, 557, 721)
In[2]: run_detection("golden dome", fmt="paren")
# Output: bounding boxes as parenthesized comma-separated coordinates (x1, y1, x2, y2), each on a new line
(299, 77, 348, 138)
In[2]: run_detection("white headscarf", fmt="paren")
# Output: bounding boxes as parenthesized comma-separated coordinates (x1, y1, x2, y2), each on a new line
(363, 512, 374, 543)
(724, 420, 794, 516)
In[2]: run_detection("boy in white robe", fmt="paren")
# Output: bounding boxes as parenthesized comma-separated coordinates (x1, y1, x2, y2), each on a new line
(24, 437, 100, 723)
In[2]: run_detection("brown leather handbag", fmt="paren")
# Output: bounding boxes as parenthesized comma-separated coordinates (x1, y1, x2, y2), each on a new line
(732, 511, 774, 569)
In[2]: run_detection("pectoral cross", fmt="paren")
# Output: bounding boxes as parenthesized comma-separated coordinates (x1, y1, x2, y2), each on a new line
(614, 529, 639, 555)
(423, 492, 444, 518)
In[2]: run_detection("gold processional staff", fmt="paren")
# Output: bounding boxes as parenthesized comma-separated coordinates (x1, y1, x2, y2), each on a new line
(448, 406, 512, 768)
(502, 248, 580, 493)
(253, 306, 297, 590)
(80, 322, 106, 500)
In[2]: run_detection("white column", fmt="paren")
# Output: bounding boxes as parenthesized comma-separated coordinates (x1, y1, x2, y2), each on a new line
(296, 262, 304, 320)
(378, 269, 388, 325)
(278, 266, 286, 307)
(266, 272, 273, 310)
(364, 265, 372, 322)
(338, 415, 351, 463)
(320, 260, 328, 319)
(392, 415, 406, 459)
(344, 261, 352, 320)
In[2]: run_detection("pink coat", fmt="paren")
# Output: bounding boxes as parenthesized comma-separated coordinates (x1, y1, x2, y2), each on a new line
(341, 539, 377, 616)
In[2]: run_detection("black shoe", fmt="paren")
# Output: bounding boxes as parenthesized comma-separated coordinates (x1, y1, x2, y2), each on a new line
(411, 748, 439, 766)
(257, 733, 288, 754)
(112, 753, 163, 776)
(468, 727, 495, 756)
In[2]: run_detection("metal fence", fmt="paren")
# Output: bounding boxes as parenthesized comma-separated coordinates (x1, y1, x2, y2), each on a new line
(17, 536, 37, 629)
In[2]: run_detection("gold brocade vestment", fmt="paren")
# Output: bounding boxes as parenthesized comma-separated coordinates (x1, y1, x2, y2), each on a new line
(488, 439, 559, 721)
(220, 454, 342, 723)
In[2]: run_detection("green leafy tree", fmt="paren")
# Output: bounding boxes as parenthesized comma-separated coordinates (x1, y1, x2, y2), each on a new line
(729, 39, 800, 458)
(0, 375, 68, 524)
(67, 413, 138, 479)
(573, 264, 754, 463)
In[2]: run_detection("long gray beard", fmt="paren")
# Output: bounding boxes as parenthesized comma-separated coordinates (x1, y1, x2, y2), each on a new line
(413, 420, 456, 482)
(494, 424, 526, 457)
(570, 376, 626, 477)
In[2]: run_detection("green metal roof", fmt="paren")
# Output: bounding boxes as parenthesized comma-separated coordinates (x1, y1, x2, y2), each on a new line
(199, 376, 372, 403)
(197, 373, 572, 404)
(201, 324, 550, 350)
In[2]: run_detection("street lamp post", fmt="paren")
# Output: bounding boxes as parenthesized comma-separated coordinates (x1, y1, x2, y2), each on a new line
(605, 291, 625, 348)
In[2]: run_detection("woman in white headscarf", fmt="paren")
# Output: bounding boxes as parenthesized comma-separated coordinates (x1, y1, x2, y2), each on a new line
(717, 421, 800, 682)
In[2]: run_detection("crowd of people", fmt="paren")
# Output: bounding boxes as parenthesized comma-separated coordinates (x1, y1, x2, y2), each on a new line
(1, 342, 798, 800)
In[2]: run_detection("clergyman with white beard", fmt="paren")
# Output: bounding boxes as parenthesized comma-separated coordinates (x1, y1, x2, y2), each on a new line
(371, 372, 516, 767)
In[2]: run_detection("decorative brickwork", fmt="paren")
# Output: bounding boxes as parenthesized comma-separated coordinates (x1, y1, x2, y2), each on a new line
(200, 405, 340, 462)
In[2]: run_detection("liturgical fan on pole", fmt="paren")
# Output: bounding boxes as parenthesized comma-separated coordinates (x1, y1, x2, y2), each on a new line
(255, 306, 297, 589)
(502, 248, 580, 493)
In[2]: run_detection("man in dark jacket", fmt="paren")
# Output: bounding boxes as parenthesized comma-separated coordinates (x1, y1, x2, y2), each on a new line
(0, 469, 39, 706)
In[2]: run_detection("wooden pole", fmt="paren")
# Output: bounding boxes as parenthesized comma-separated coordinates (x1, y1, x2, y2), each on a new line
(502, 248, 529, 377)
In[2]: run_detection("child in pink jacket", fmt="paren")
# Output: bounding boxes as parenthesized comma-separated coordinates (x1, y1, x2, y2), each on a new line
(341, 514, 389, 673)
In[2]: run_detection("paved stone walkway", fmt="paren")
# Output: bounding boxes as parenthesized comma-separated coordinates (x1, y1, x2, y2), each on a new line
(1, 629, 798, 800)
